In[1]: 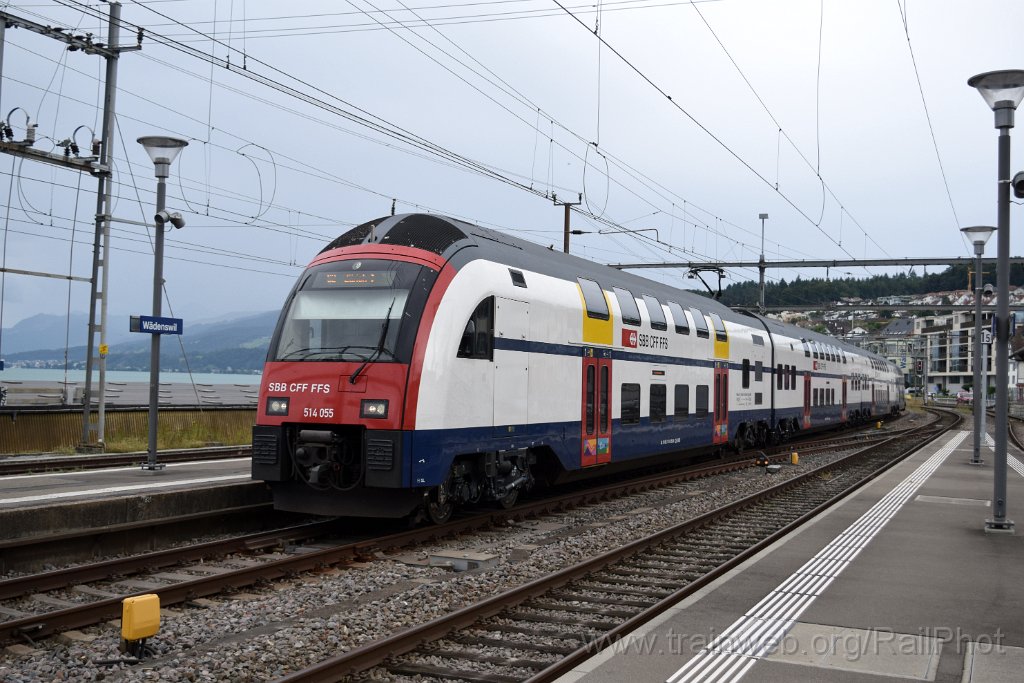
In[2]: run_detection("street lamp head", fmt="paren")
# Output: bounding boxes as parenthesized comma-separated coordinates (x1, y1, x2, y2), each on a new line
(758, 213, 768, 220)
(961, 224, 996, 251)
(968, 70, 1024, 128)
(137, 135, 188, 176)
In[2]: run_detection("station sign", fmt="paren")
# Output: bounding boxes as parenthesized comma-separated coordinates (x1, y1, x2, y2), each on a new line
(130, 315, 184, 335)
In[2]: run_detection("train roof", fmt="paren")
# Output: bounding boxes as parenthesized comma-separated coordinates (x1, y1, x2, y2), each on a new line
(321, 214, 894, 367)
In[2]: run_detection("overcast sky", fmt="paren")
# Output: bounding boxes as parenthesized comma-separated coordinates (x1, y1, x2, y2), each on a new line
(0, 0, 1022, 336)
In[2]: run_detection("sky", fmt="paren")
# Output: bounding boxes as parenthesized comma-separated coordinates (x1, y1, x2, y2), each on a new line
(0, 0, 1022, 337)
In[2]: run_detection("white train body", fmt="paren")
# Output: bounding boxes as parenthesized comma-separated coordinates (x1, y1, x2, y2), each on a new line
(252, 214, 904, 518)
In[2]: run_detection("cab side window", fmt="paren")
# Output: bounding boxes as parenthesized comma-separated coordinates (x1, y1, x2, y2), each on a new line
(457, 297, 494, 360)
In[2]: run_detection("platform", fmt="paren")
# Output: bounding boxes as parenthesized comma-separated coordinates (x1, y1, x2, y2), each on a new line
(0, 456, 263, 541)
(559, 428, 1024, 683)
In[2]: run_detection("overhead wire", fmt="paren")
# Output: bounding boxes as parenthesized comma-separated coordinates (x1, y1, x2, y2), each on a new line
(27, 0, 865, 285)
(895, 0, 960, 234)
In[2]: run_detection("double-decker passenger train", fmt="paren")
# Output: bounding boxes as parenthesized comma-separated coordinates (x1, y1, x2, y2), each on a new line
(252, 214, 904, 522)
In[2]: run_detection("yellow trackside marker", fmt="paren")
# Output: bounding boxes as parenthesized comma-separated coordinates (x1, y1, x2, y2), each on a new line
(121, 594, 160, 658)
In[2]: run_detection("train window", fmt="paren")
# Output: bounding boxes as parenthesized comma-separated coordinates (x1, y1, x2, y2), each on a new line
(753, 334, 765, 346)
(813, 388, 819, 406)
(509, 269, 527, 288)
(585, 365, 596, 435)
(667, 302, 690, 334)
(457, 297, 495, 360)
(790, 365, 796, 389)
(690, 308, 710, 339)
(755, 361, 763, 382)
(600, 366, 610, 432)
(577, 278, 609, 321)
(613, 288, 642, 326)
(674, 384, 689, 418)
(651, 385, 666, 423)
(831, 388, 836, 405)
(642, 295, 668, 331)
(621, 384, 641, 425)
(784, 365, 791, 391)
(777, 364, 784, 390)
(709, 312, 728, 342)
(755, 392, 763, 405)
(742, 359, 751, 388)
(695, 385, 709, 418)
(803, 341, 811, 357)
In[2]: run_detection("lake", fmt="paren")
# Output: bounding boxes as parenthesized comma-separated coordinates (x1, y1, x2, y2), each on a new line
(0, 368, 262, 385)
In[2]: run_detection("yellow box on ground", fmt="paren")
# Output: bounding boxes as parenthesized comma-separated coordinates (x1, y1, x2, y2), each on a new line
(121, 594, 160, 641)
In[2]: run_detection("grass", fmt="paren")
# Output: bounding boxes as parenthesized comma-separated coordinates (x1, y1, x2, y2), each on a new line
(103, 421, 252, 452)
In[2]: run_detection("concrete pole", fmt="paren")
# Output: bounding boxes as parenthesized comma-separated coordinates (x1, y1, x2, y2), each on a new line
(988, 109, 1014, 532)
(145, 165, 168, 471)
(971, 243, 985, 464)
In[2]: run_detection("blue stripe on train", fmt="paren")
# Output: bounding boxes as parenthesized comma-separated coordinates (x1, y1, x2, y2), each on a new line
(407, 403, 864, 487)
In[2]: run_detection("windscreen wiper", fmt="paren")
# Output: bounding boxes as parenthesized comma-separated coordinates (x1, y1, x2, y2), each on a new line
(349, 297, 396, 385)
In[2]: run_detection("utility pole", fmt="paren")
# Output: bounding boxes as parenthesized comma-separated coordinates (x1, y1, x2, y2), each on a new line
(554, 193, 582, 253)
(82, 2, 140, 450)
(0, 5, 140, 449)
(758, 213, 768, 314)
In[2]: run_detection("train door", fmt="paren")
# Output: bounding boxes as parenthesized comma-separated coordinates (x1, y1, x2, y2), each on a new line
(712, 362, 729, 444)
(841, 378, 848, 422)
(581, 351, 612, 467)
(493, 298, 528, 431)
(803, 372, 812, 429)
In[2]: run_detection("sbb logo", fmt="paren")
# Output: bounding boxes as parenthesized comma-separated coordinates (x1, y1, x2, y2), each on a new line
(622, 329, 638, 348)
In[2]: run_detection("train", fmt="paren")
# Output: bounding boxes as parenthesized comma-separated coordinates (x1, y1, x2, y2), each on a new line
(252, 213, 905, 523)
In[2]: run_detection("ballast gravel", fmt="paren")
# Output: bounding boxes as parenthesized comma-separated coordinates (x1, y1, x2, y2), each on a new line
(0, 440, 895, 682)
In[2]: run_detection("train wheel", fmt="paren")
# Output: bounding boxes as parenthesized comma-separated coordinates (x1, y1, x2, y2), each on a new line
(425, 476, 455, 524)
(496, 488, 519, 509)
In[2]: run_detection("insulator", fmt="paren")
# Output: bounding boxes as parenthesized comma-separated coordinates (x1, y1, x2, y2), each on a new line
(92, 139, 101, 156)
(70, 142, 79, 156)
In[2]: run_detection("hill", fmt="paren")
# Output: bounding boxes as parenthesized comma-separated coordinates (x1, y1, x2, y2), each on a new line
(2, 311, 279, 373)
(717, 264, 1024, 308)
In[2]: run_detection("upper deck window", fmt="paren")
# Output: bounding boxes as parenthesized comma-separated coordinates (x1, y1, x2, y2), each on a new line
(690, 307, 710, 339)
(642, 295, 667, 331)
(667, 302, 690, 334)
(708, 312, 728, 342)
(577, 278, 609, 321)
(613, 288, 642, 326)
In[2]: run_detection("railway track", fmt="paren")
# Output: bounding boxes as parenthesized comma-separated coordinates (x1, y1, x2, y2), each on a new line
(1, 416, 910, 571)
(0, 414, 916, 648)
(274, 408, 958, 683)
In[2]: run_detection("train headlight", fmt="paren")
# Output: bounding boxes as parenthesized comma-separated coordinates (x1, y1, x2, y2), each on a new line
(266, 397, 290, 416)
(360, 399, 389, 419)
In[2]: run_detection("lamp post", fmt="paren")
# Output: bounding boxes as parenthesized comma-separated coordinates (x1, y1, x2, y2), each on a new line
(758, 213, 768, 315)
(968, 69, 1024, 533)
(137, 135, 188, 471)
(961, 225, 995, 465)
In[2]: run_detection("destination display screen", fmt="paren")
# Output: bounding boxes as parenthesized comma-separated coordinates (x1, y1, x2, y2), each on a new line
(313, 269, 396, 288)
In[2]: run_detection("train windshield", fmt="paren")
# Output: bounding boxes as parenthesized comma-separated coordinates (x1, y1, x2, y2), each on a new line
(270, 259, 429, 362)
